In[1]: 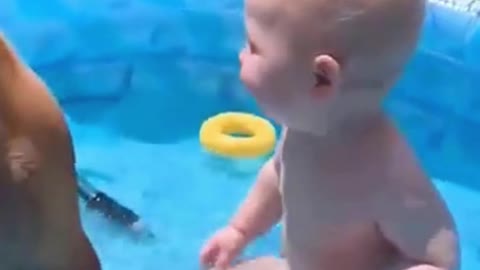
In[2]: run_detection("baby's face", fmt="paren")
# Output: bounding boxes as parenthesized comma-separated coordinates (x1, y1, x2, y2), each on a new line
(240, 0, 332, 133)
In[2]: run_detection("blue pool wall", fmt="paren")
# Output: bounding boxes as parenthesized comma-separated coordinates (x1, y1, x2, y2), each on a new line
(1, 1, 480, 183)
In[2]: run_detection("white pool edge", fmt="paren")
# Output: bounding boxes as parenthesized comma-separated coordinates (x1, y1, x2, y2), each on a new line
(430, 0, 480, 15)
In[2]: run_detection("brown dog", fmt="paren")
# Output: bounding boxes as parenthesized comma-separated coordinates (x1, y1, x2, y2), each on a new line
(0, 33, 101, 269)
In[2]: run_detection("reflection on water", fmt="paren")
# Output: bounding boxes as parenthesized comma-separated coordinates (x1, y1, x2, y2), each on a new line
(203, 153, 268, 180)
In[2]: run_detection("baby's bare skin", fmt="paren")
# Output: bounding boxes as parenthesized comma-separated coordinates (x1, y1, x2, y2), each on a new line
(200, 0, 459, 269)
(0, 33, 100, 269)
(278, 123, 457, 270)
(221, 122, 458, 270)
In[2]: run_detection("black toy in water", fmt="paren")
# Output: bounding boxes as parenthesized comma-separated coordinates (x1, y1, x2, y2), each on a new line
(77, 174, 154, 239)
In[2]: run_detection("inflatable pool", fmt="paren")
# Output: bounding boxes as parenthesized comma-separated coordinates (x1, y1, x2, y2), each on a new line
(422, 0, 480, 66)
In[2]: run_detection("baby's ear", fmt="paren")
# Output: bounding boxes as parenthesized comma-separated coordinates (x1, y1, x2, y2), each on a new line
(0, 33, 21, 78)
(311, 54, 341, 100)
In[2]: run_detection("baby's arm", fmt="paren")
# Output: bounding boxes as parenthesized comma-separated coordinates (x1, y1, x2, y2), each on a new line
(229, 155, 283, 242)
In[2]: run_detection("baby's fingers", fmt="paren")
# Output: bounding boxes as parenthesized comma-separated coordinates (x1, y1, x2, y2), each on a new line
(200, 245, 214, 264)
(215, 250, 235, 270)
(202, 242, 224, 267)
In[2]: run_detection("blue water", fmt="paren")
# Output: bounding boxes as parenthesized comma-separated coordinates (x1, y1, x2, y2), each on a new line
(2, 0, 480, 269)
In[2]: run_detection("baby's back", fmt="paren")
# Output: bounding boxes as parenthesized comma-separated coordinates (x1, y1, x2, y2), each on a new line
(278, 128, 458, 270)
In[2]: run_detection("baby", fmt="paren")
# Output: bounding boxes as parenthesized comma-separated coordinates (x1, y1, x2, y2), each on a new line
(0, 34, 100, 269)
(200, 0, 459, 270)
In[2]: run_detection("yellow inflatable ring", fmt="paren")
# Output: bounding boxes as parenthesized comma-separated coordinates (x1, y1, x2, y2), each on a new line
(200, 112, 277, 158)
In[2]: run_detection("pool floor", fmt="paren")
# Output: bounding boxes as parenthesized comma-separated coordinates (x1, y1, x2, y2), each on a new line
(66, 102, 280, 270)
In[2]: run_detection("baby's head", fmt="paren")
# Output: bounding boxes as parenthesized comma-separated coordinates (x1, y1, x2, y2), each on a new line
(240, 0, 425, 135)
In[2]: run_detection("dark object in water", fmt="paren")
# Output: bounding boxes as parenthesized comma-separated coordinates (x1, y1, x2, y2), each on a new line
(77, 174, 154, 239)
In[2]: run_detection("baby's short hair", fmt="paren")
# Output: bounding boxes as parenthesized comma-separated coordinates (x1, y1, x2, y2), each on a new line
(291, 0, 426, 88)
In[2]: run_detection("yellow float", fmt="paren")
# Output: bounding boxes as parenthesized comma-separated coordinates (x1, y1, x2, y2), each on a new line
(200, 112, 277, 158)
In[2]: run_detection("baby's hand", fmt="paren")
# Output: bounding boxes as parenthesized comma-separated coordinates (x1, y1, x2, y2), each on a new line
(200, 225, 249, 269)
